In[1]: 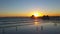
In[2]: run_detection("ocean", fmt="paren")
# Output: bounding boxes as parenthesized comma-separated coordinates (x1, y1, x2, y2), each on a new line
(0, 17, 60, 34)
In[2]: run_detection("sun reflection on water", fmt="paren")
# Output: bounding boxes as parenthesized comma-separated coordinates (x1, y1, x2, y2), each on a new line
(33, 19, 43, 32)
(34, 22, 39, 26)
(34, 19, 41, 33)
(34, 19, 40, 26)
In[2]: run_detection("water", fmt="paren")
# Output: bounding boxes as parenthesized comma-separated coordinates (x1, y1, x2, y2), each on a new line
(0, 17, 60, 34)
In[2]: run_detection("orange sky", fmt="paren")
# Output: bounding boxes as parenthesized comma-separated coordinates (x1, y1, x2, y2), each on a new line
(0, 0, 60, 17)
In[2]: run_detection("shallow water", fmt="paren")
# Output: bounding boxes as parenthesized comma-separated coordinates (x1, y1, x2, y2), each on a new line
(0, 18, 60, 34)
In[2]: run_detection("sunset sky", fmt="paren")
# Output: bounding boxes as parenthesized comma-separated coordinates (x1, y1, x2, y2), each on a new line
(0, 0, 60, 17)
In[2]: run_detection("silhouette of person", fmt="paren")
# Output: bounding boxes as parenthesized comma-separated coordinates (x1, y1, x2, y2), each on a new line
(41, 26, 43, 31)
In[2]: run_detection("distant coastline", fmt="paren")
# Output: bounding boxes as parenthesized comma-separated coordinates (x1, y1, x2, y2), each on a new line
(0, 16, 60, 18)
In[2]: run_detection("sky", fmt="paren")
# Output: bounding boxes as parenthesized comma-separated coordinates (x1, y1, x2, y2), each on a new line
(0, 0, 60, 17)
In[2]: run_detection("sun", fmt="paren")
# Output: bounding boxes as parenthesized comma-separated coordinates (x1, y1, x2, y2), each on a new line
(33, 12, 42, 17)
(34, 13, 39, 17)
(30, 9, 43, 17)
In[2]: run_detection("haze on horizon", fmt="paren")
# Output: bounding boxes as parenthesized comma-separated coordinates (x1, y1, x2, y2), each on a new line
(0, 0, 60, 17)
